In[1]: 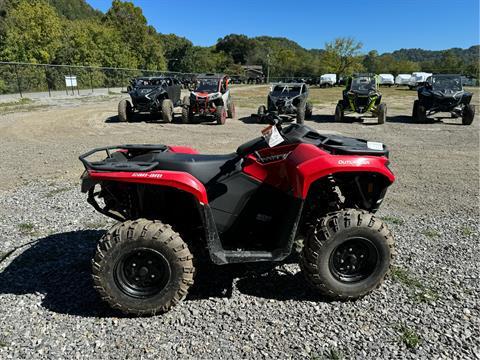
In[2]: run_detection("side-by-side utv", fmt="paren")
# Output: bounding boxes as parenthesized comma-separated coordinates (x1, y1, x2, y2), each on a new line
(335, 74, 387, 124)
(412, 74, 475, 125)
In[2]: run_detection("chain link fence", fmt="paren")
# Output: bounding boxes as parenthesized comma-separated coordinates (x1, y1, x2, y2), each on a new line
(0, 62, 198, 98)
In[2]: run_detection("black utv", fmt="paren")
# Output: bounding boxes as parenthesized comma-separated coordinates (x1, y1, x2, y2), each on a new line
(257, 83, 312, 124)
(118, 77, 182, 122)
(412, 74, 475, 125)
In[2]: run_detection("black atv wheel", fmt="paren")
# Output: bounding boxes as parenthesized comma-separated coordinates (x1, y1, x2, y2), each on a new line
(414, 102, 427, 123)
(216, 106, 227, 125)
(181, 96, 192, 124)
(92, 219, 195, 316)
(118, 99, 132, 122)
(412, 100, 419, 121)
(462, 104, 475, 125)
(301, 209, 394, 300)
(227, 100, 236, 119)
(377, 103, 387, 124)
(257, 105, 266, 115)
(161, 99, 174, 123)
(334, 102, 344, 122)
(296, 102, 306, 124)
(306, 102, 313, 119)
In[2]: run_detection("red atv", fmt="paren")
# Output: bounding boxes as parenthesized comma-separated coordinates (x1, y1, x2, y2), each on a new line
(80, 116, 395, 316)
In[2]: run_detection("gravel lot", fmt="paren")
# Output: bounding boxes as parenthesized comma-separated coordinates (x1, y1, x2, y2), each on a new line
(0, 85, 479, 359)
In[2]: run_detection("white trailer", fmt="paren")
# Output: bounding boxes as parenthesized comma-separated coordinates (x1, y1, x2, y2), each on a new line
(319, 74, 337, 87)
(378, 74, 394, 86)
(408, 72, 432, 89)
(395, 74, 411, 86)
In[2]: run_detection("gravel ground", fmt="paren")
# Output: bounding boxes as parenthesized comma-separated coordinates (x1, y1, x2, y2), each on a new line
(0, 86, 479, 359)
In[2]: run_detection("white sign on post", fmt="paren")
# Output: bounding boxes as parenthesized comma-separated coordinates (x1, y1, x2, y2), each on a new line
(65, 76, 77, 87)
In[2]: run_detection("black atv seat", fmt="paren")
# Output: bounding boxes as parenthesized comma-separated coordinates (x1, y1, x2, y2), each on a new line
(150, 152, 238, 184)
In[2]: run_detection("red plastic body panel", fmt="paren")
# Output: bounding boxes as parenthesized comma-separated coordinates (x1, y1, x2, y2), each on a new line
(87, 169, 208, 204)
(168, 146, 199, 154)
(242, 143, 394, 199)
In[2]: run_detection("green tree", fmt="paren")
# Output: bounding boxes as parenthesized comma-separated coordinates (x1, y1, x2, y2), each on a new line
(0, 0, 62, 63)
(158, 33, 193, 71)
(321, 37, 364, 77)
(216, 34, 256, 64)
(104, 0, 165, 70)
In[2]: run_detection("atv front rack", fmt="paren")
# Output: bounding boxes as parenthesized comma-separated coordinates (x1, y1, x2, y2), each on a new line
(79, 144, 168, 172)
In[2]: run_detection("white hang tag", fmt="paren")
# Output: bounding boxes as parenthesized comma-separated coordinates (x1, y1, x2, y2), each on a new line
(367, 141, 383, 150)
(261, 125, 284, 147)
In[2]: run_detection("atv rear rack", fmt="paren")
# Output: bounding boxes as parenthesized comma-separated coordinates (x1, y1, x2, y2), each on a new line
(79, 144, 168, 172)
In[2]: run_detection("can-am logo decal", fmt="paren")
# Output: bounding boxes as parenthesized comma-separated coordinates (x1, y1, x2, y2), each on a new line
(337, 159, 371, 166)
(131, 173, 164, 178)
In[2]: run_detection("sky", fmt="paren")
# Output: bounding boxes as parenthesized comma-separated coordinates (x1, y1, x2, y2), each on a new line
(86, 0, 480, 53)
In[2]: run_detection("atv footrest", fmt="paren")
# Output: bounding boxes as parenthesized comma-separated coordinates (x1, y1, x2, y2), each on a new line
(220, 250, 275, 264)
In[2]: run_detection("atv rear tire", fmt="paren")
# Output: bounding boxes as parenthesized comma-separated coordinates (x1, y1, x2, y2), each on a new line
(118, 99, 132, 122)
(227, 100, 236, 119)
(296, 102, 306, 124)
(334, 103, 344, 122)
(92, 219, 195, 316)
(161, 99, 174, 123)
(257, 105, 266, 115)
(216, 106, 227, 125)
(462, 104, 475, 125)
(306, 102, 313, 119)
(300, 209, 394, 300)
(377, 103, 387, 124)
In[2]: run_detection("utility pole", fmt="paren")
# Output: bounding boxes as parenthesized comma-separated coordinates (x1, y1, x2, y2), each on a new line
(266, 53, 270, 84)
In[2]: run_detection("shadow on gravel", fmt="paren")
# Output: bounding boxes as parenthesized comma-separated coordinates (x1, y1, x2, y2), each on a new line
(187, 260, 326, 303)
(0, 231, 326, 316)
(0, 230, 115, 318)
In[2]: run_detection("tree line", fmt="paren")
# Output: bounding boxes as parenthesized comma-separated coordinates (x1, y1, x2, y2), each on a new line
(0, 0, 478, 93)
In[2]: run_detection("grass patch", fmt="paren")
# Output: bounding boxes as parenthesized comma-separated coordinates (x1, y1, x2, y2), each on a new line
(460, 226, 475, 236)
(391, 266, 439, 303)
(382, 216, 404, 225)
(398, 325, 421, 349)
(421, 228, 440, 238)
(0, 98, 33, 107)
(18, 222, 35, 235)
(324, 348, 343, 360)
(46, 187, 70, 198)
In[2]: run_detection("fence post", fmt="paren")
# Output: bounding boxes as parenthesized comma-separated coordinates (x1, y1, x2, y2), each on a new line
(44, 65, 51, 97)
(89, 67, 94, 93)
(14, 64, 23, 98)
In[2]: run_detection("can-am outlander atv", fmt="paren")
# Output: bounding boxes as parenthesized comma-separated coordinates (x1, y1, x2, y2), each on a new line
(182, 74, 235, 125)
(257, 83, 313, 124)
(412, 74, 475, 125)
(335, 74, 387, 124)
(80, 115, 395, 316)
(118, 77, 182, 123)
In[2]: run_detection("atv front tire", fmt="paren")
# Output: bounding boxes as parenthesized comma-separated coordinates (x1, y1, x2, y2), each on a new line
(161, 99, 174, 123)
(216, 106, 227, 125)
(377, 103, 387, 124)
(227, 100, 236, 119)
(334, 102, 344, 122)
(306, 102, 313, 119)
(413, 101, 427, 123)
(462, 104, 475, 125)
(296, 102, 306, 124)
(301, 209, 394, 300)
(257, 105, 266, 115)
(92, 219, 195, 316)
(118, 99, 132, 122)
